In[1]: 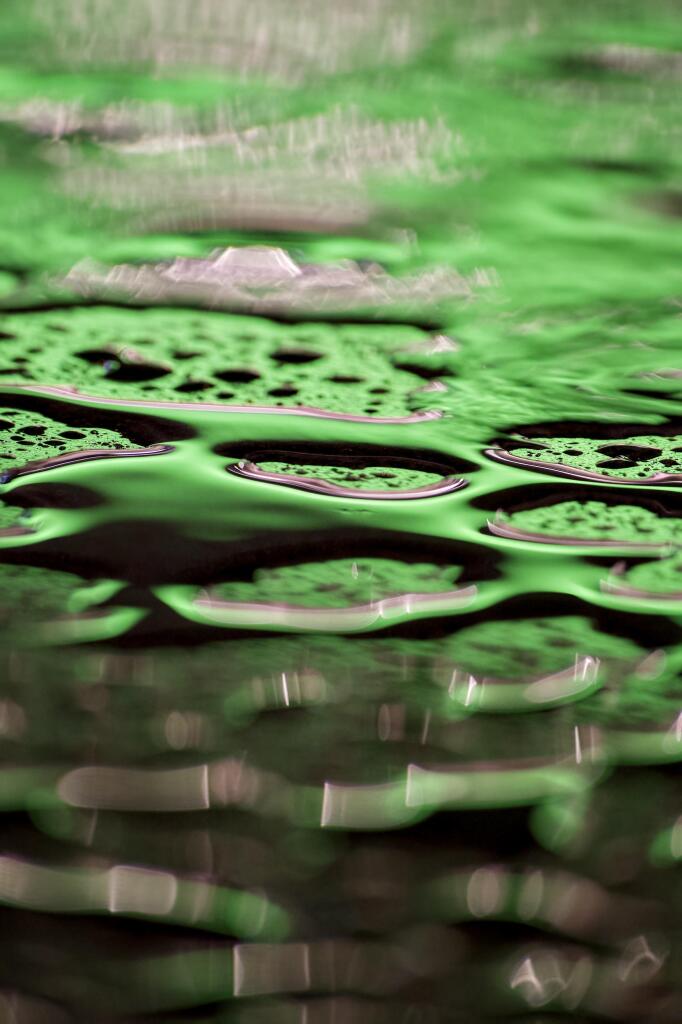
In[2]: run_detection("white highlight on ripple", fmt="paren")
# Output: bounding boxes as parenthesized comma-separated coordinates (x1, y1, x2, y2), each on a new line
(444, 656, 601, 712)
(523, 656, 600, 705)
(0, 382, 442, 424)
(487, 517, 670, 552)
(1, 443, 171, 482)
(193, 586, 478, 632)
(229, 460, 467, 500)
(485, 448, 682, 485)
(601, 576, 682, 602)
(107, 864, 178, 916)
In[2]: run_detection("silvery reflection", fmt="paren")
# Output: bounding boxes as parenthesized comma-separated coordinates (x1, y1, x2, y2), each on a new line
(63, 246, 481, 317)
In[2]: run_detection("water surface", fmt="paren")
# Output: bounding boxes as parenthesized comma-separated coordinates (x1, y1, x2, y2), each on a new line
(0, 2, 680, 1020)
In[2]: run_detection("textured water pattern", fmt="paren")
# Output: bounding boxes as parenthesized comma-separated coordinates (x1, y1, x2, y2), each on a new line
(0, 1, 681, 1021)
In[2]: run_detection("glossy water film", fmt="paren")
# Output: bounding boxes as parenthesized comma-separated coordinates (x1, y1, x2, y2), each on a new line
(0, 1, 680, 1020)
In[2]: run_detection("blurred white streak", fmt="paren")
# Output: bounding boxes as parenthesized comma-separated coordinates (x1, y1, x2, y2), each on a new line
(29, 0, 440, 83)
(107, 864, 178, 916)
(58, 763, 210, 811)
(321, 780, 413, 830)
(194, 585, 476, 633)
(234, 942, 312, 998)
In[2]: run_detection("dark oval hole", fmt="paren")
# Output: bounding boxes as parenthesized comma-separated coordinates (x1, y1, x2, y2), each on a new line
(268, 386, 299, 397)
(597, 443, 662, 460)
(215, 368, 261, 384)
(392, 360, 456, 381)
(105, 363, 170, 383)
(271, 348, 323, 364)
(75, 348, 112, 364)
(175, 380, 213, 393)
(5, 482, 104, 510)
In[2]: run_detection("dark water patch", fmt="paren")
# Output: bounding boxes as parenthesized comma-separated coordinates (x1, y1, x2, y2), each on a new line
(0, 388, 195, 444)
(552, 54, 617, 79)
(104, 361, 171, 383)
(573, 157, 665, 176)
(471, 482, 682, 517)
(0, 298, 445, 332)
(215, 368, 261, 384)
(0, 519, 500, 590)
(622, 387, 682, 402)
(215, 440, 474, 476)
(390, 359, 456, 381)
(3, 482, 104, 510)
(75, 348, 119, 364)
(640, 189, 682, 219)
(268, 385, 299, 397)
(379, 591, 682, 650)
(497, 418, 682, 441)
(272, 347, 323, 365)
(175, 380, 214, 393)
